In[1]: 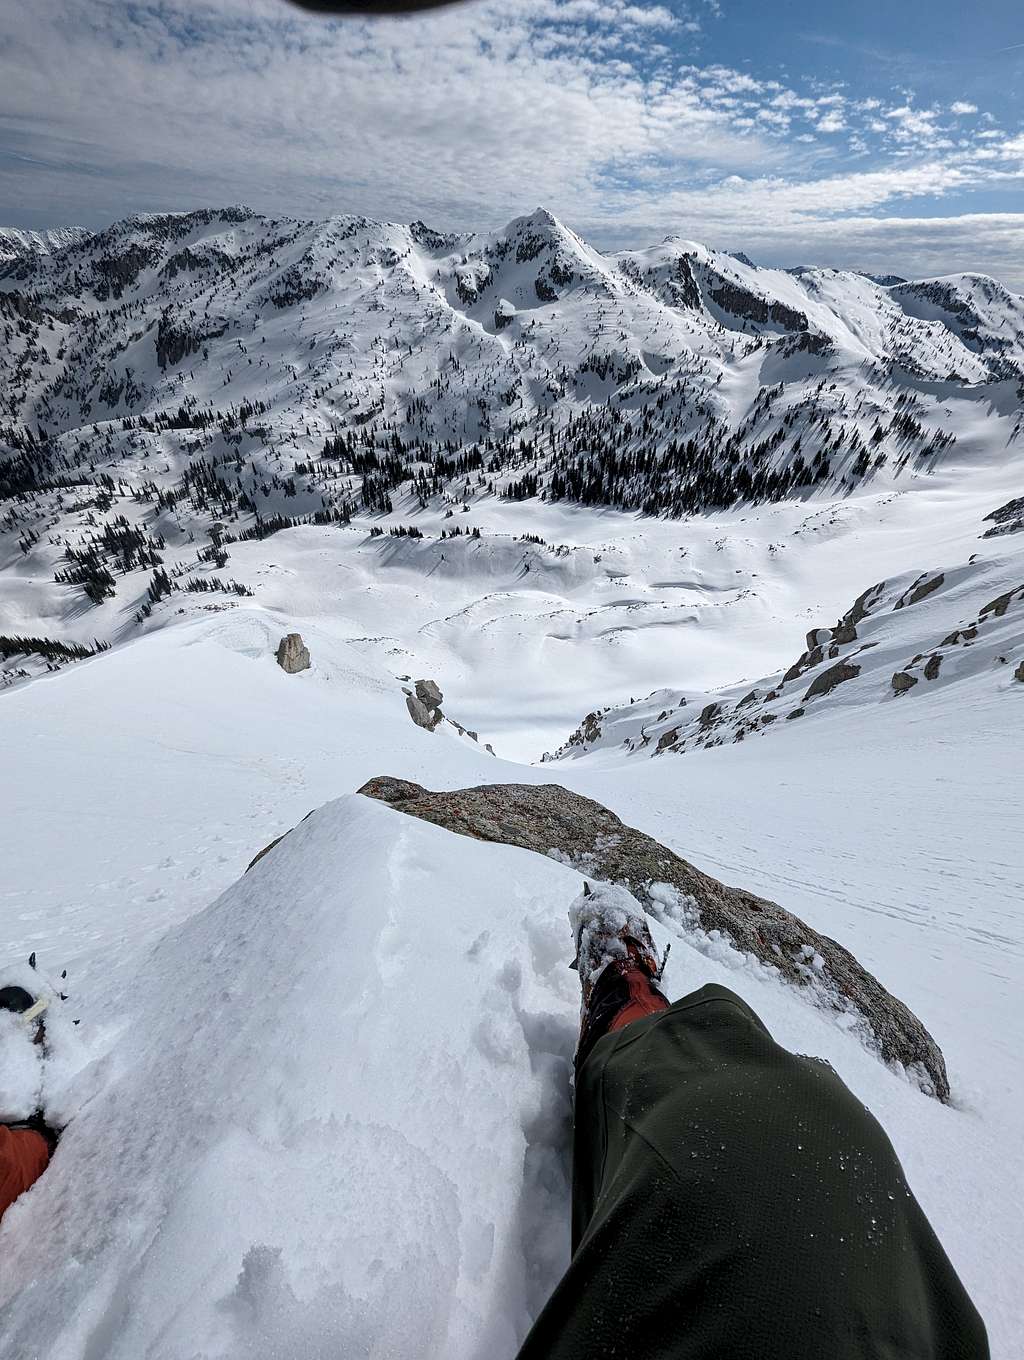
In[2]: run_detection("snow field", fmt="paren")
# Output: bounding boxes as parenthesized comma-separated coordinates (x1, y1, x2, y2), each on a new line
(0, 794, 583, 1359)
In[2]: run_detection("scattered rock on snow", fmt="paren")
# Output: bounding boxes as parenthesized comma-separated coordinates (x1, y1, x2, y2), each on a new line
(275, 633, 310, 674)
(788, 584, 882, 682)
(892, 671, 918, 694)
(1015, 660, 1024, 683)
(357, 776, 951, 1101)
(924, 654, 942, 681)
(895, 572, 945, 610)
(804, 659, 860, 701)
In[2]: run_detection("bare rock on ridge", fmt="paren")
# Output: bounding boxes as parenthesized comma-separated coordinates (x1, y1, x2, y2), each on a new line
(415, 678, 444, 708)
(357, 776, 951, 1102)
(405, 676, 444, 731)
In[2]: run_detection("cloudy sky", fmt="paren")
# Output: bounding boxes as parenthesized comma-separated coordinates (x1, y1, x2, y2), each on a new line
(3, 0, 1023, 284)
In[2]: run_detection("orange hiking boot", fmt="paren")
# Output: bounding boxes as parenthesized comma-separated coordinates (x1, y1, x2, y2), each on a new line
(570, 883, 670, 1063)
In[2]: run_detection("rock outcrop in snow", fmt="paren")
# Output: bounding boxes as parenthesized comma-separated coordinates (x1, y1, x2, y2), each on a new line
(405, 677, 444, 730)
(357, 776, 950, 1101)
(275, 632, 310, 673)
(548, 553, 1024, 761)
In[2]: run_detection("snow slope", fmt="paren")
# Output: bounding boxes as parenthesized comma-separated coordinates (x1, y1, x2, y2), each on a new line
(545, 538, 1023, 761)
(1, 499, 1022, 1355)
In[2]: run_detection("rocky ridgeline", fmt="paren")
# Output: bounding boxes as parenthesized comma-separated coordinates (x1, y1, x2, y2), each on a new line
(983, 495, 1024, 539)
(353, 777, 951, 1101)
(3, 205, 1023, 642)
(548, 551, 1024, 761)
(247, 776, 951, 1098)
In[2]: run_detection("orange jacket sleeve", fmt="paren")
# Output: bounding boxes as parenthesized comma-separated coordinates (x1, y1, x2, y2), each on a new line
(0, 1125, 50, 1222)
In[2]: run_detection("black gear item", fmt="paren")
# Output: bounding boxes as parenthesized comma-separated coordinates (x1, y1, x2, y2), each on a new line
(285, 0, 463, 12)
(0, 986, 35, 1014)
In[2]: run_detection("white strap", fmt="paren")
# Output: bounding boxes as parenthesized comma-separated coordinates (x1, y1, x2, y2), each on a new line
(21, 998, 49, 1026)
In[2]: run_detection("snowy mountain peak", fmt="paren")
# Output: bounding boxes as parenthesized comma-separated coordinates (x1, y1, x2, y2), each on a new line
(492, 206, 591, 258)
(519, 206, 560, 229)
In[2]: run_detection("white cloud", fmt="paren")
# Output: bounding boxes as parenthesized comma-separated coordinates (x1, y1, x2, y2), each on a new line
(950, 101, 978, 115)
(816, 110, 846, 134)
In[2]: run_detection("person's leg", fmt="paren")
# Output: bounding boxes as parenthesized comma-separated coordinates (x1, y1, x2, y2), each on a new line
(522, 980, 990, 1360)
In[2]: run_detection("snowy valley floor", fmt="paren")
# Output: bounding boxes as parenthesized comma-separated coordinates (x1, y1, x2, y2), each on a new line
(1, 479, 1023, 1356)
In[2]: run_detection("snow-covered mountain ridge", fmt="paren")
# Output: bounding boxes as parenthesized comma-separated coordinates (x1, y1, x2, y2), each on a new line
(0, 225, 92, 263)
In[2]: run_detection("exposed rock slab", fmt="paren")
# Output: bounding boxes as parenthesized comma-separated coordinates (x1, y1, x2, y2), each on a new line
(415, 678, 443, 708)
(804, 659, 860, 701)
(275, 633, 310, 673)
(357, 776, 950, 1101)
(982, 496, 1024, 538)
(406, 694, 442, 731)
(896, 572, 944, 610)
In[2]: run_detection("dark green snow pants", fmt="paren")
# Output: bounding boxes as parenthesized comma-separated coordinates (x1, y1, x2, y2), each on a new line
(516, 983, 988, 1360)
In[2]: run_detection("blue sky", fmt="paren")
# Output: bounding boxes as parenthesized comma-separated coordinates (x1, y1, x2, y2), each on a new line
(2, 0, 1023, 283)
